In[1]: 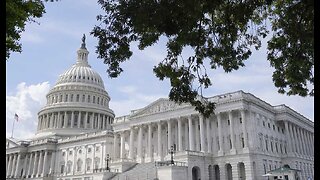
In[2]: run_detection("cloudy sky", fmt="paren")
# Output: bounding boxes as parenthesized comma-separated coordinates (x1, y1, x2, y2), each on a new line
(6, 1, 314, 140)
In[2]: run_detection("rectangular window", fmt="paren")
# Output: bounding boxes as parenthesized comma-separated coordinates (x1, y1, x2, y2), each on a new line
(266, 140, 268, 151)
(93, 96, 95, 103)
(227, 120, 230, 125)
(82, 95, 85, 102)
(88, 95, 90, 103)
(65, 94, 68, 102)
(240, 117, 242, 124)
(71, 94, 74, 102)
(76, 94, 80, 102)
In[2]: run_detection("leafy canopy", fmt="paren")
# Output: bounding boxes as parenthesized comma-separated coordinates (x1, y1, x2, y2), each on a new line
(6, 0, 59, 60)
(92, 0, 313, 118)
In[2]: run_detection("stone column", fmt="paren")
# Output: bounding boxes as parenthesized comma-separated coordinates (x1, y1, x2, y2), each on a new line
(217, 113, 224, 155)
(303, 130, 311, 157)
(148, 124, 153, 159)
(91, 113, 95, 129)
(78, 111, 81, 128)
(137, 126, 143, 159)
(11, 154, 17, 177)
(229, 111, 236, 154)
(42, 151, 48, 176)
(184, 120, 189, 150)
(198, 114, 206, 152)
(50, 113, 54, 128)
(306, 132, 313, 157)
(289, 123, 297, 154)
(129, 128, 134, 159)
(37, 151, 43, 177)
(113, 134, 119, 159)
(71, 111, 75, 128)
(284, 121, 293, 155)
(64, 112, 68, 128)
(157, 122, 163, 160)
(299, 128, 307, 156)
(195, 118, 200, 151)
(297, 128, 304, 156)
(206, 117, 212, 153)
(241, 109, 248, 149)
(6, 154, 8, 174)
(32, 151, 38, 177)
(27, 152, 34, 177)
(50, 151, 56, 175)
(167, 120, 172, 150)
(188, 116, 195, 151)
(22, 154, 28, 177)
(84, 112, 88, 129)
(102, 115, 106, 129)
(292, 125, 301, 155)
(7, 154, 12, 177)
(178, 118, 183, 151)
(120, 133, 125, 159)
(301, 129, 309, 157)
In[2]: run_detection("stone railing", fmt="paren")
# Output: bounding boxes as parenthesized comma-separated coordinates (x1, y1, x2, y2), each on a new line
(111, 158, 135, 163)
(155, 161, 187, 167)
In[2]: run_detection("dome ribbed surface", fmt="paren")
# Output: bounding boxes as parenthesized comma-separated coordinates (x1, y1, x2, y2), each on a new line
(55, 63, 105, 89)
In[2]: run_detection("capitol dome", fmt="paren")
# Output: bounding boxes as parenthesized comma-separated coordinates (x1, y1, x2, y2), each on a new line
(35, 35, 115, 138)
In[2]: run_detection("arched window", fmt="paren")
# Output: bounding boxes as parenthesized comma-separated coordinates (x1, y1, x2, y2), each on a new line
(94, 157, 100, 169)
(77, 159, 83, 172)
(86, 158, 92, 171)
(67, 161, 72, 173)
(60, 161, 65, 174)
(71, 94, 74, 102)
(65, 94, 68, 102)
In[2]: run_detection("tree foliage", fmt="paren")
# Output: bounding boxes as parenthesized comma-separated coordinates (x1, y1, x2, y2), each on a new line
(92, 0, 313, 118)
(6, 0, 45, 60)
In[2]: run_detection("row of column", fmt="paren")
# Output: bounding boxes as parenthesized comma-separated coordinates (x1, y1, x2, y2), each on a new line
(113, 109, 249, 162)
(38, 111, 112, 131)
(284, 121, 314, 158)
(47, 92, 108, 108)
(6, 150, 55, 178)
(59, 143, 106, 175)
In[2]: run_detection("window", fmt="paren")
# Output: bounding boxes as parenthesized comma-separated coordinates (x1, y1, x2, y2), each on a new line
(88, 148, 92, 153)
(96, 146, 100, 152)
(67, 161, 72, 173)
(97, 97, 100, 104)
(241, 137, 244, 148)
(76, 94, 80, 102)
(65, 94, 68, 102)
(86, 158, 92, 171)
(77, 159, 83, 172)
(278, 126, 280, 132)
(94, 158, 100, 169)
(227, 119, 230, 125)
(71, 94, 74, 102)
(271, 141, 274, 152)
(88, 95, 90, 103)
(282, 128, 284, 134)
(69, 150, 73, 155)
(268, 123, 270, 128)
(240, 117, 242, 124)
(265, 140, 268, 151)
(62, 152, 65, 156)
(275, 143, 278, 153)
(60, 95, 63, 102)
(82, 95, 85, 102)
(93, 96, 95, 103)
(263, 121, 265, 126)
(273, 125, 275, 130)
(60, 164, 65, 174)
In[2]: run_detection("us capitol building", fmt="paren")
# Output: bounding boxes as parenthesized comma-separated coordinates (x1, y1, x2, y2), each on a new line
(6, 36, 314, 180)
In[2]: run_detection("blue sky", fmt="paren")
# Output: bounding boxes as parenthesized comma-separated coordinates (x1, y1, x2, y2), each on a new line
(6, 1, 314, 139)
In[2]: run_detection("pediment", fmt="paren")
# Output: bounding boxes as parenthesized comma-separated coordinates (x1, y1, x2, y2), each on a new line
(131, 98, 189, 117)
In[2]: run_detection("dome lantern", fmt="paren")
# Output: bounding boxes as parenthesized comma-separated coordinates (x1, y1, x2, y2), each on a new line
(76, 34, 89, 66)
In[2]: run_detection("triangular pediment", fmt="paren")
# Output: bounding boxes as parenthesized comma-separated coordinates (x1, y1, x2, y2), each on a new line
(131, 98, 189, 117)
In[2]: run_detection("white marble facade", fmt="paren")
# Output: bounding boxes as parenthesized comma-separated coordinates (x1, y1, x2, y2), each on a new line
(6, 37, 314, 180)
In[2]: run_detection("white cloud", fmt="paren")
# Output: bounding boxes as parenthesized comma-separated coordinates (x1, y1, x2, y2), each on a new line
(110, 85, 165, 116)
(6, 82, 50, 140)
